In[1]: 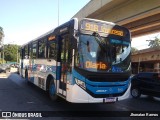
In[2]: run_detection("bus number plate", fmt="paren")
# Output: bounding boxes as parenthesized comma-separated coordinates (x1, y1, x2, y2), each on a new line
(105, 97, 116, 103)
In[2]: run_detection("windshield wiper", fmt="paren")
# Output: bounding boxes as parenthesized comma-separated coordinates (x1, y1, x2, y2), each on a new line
(92, 32, 107, 52)
(92, 32, 112, 66)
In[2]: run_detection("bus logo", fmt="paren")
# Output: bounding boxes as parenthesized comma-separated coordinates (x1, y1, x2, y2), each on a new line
(96, 90, 107, 92)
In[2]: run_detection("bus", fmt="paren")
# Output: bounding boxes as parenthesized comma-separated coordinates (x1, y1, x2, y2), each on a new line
(19, 18, 131, 103)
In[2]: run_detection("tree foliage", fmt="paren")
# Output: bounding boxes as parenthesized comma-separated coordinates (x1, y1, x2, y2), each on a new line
(0, 27, 4, 50)
(147, 36, 160, 48)
(3, 44, 20, 62)
(131, 47, 138, 53)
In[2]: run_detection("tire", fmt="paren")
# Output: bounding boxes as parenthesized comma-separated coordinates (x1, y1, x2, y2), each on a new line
(131, 87, 141, 98)
(49, 80, 58, 101)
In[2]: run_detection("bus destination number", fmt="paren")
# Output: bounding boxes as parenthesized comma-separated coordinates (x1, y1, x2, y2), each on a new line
(82, 22, 123, 36)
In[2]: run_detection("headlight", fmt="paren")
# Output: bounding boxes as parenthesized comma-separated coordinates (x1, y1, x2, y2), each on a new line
(75, 78, 86, 90)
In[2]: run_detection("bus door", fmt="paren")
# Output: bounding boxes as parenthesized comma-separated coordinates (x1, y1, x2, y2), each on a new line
(58, 34, 71, 96)
(20, 48, 24, 76)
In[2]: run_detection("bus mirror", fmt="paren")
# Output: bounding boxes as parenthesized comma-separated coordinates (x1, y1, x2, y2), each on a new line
(73, 30, 79, 40)
(74, 30, 79, 37)
(122, 48, 124, 53)
(71, 35, 78, 49)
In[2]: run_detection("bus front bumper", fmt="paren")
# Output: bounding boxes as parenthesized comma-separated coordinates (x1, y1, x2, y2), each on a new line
(66, 83, 131, 103)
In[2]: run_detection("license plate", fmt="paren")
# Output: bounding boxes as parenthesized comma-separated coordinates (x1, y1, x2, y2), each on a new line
(104, 97, 117, 103)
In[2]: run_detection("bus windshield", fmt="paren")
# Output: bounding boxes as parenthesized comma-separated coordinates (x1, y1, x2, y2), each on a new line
(75, 33, 131, 72)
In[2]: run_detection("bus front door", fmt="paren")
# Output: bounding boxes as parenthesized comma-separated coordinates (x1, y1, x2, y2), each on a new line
(58, 34, 71, 97)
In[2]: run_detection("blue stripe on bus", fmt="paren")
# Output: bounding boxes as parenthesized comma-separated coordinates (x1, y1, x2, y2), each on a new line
(86, 83, 128, 94)
(28, 64, 57, 73)
(72, 69, 130, 85)
(56, 66, 61, 80)
(72, 69, 86, 82)
(85, 79, 130, 86)
(72, 68, 130, 94)
(86, 79, 130, 94)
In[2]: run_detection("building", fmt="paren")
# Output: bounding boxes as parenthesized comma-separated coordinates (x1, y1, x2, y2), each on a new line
(132, 47, 160, 74)
(0, 27, 4, 51)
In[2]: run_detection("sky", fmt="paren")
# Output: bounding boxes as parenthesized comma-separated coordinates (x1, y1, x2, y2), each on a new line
(0, 0, 90, 45)
(0, 0, 159, 49)
(132, 32, 160, 50)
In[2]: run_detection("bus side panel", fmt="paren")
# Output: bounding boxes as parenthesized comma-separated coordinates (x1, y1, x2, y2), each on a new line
(31, 59, 57, 90)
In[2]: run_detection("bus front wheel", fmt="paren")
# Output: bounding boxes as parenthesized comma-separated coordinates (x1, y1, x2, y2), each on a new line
(49, 80, 58, 101)
(131, 87, 141, 98)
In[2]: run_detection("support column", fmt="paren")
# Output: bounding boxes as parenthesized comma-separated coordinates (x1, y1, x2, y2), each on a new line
(154, 63, 160, 72)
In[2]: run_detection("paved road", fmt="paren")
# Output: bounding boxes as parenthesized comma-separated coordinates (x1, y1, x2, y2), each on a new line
(0, 73, 160, 120)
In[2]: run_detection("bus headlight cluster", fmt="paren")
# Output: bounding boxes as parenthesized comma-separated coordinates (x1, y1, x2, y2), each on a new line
(75, 78, 86, 90)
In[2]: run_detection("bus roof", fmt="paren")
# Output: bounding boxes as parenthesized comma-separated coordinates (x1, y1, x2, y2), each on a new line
(83, 18, 115, 25)
(20, 18, 125, 48)
(21, 18, 77, 47)
(21, 28, 55, 47)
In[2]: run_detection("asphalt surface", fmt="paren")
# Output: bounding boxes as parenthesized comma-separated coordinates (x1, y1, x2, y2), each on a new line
(0, 73, 160, 120)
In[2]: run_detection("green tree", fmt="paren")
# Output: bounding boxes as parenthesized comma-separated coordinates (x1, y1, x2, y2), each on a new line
(0, 26, 4, 40)
(147, 36, 160, 48)
(0, 26, 4, 51)
(131, 47, 138, 53)
(3, 44, 20, 62)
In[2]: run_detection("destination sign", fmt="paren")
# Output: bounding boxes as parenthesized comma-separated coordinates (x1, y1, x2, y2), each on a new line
(48, 35, 55, 41)
(85, 61, 107, 70)
(81, 20, 124, 36)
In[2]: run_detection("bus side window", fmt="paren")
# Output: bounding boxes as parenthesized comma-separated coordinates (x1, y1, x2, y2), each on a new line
(32, 42, 37, 59)
(38, 39, 46, 58)
(48, 41, 56, 59)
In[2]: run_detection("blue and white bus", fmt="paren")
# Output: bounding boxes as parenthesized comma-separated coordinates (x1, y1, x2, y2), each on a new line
(19, 18, 131, 103)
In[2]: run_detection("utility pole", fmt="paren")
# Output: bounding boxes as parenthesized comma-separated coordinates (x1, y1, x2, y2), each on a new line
(17, 45, 18, 63)
(138, 53, 141, 73)
(0, 27, 4, 64)
(2, 50, 4, 63)
(58, 0, 59, 26)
